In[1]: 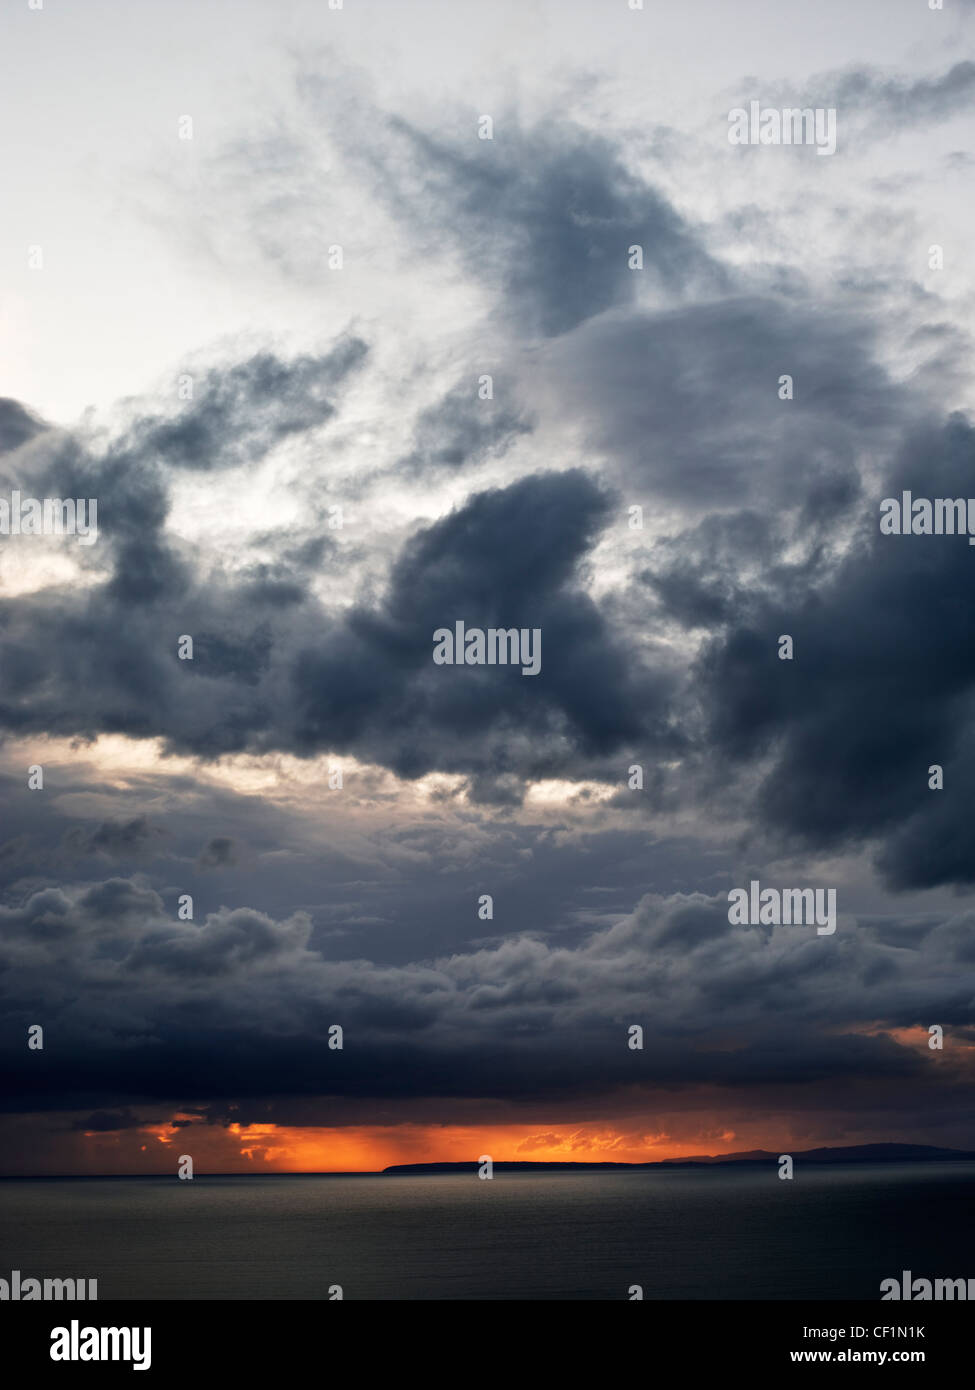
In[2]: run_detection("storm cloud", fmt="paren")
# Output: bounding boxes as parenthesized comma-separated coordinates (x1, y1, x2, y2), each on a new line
(2, 0, 975, 1167)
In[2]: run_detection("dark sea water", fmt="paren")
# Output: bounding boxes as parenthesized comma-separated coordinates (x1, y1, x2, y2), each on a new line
(2, 1162, 973, 1300)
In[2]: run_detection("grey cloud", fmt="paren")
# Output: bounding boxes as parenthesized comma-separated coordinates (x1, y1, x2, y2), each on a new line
(62, 816, 164, 861)
(1, 880, 970, 1128)
(541, 295, 902, 509)
(117, 337, 368, 474)
(198, 837, 239, 870)
(333, 104, 729, 337)
(398, 376, 532, 476)
(70, 1107, 148, 1132)
(828, 61, 975, 130)
(663, 413, 975, 891)
(0, 398, 44, 456)
(0, 457, 674, 792)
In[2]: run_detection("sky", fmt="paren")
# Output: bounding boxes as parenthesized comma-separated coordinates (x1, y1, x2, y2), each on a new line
(1, 0, 974, 1174)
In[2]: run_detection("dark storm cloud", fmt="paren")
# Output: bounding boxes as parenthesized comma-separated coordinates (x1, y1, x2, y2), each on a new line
(0, 752, 735, 973)
(347, 110, 728, 337)
(0, 458, 675, 790)
(0, 104, 968, 896)
(652, 412, 975, 890)
(541, 295, 902, 509)
(289, 468, 678, 787)
(0, 878, 970, 1138)
(3, 77, 974, 1166)
(0, 120, 968, 879)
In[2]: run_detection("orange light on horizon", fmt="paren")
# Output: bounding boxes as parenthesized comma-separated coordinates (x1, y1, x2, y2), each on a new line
(100, 1119, 755, 1173)
(54, 1104, 961, 1178)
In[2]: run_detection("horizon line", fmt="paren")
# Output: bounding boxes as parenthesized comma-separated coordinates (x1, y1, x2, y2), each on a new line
(3, 1141, 974, 1180)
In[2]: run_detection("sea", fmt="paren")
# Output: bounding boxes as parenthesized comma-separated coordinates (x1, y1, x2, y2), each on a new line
(1, 1162, 973, 1300)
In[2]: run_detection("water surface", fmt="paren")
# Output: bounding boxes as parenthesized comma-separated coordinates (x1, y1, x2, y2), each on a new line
(2, 1162, 972, 1300)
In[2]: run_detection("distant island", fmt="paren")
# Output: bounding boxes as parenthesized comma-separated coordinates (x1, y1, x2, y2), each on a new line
(382, 1143, 975, 1174)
